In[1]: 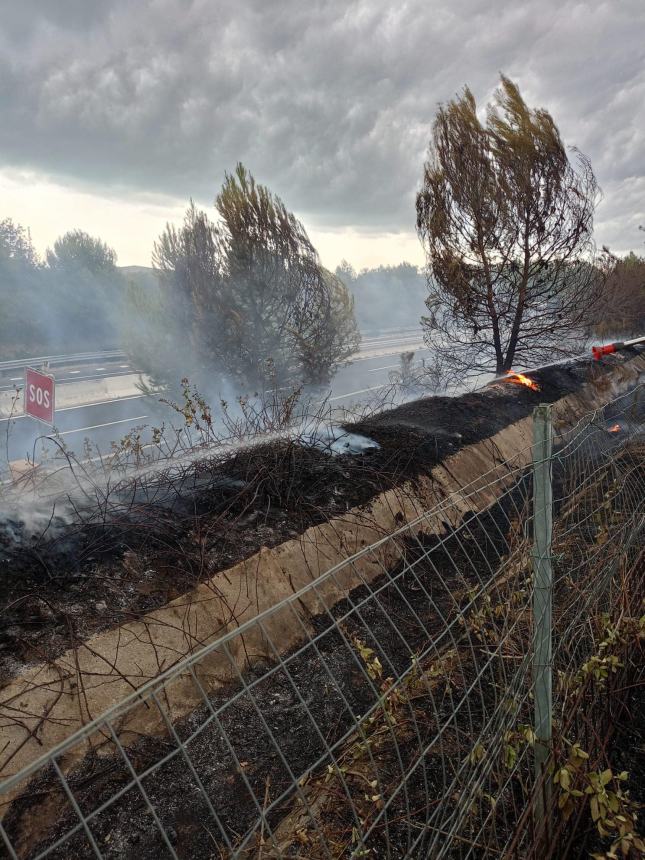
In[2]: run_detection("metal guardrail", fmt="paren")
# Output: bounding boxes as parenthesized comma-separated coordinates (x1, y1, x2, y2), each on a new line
(0, 350, 125, 374)
(0, 331, 423, 376)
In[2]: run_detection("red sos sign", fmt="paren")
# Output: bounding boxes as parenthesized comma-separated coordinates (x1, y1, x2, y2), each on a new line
(25, 367, 55, 425)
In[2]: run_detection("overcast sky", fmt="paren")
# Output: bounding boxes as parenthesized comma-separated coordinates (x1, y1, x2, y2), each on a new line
(1, 0, 644, 270)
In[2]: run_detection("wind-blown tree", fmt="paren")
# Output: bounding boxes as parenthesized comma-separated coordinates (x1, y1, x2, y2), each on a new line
(143, 164, 359, 391)
(416, 76, 602, 381)
(148, 202, 233, 386)
(294, 269, 360, 384)
(215, 164, 359, 385)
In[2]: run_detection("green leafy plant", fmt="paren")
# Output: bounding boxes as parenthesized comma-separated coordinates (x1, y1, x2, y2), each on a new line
(554, 742, 644, 859)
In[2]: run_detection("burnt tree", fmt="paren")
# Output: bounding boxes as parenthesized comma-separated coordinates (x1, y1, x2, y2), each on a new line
(416, 76, 602, 382)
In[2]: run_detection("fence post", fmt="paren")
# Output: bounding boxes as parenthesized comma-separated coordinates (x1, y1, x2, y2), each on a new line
(532, 404, 553, 829)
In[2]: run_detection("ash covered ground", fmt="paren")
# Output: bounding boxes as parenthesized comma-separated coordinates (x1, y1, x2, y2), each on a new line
(3, 426, 643, 860)
(0, 350, 641, 683)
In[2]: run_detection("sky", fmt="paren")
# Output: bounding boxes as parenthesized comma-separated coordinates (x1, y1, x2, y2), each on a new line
(1, 0, 644, 271)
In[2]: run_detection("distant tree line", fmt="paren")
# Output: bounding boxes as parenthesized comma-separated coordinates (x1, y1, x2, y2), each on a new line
(334, 261, 427, 333)
(591, 250, 645, 337)
(0, 219, 124, 358)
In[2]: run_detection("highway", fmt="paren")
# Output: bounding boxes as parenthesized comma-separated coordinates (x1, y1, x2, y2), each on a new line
(0, 330, 430, 466)
(0, 352, 136, 393)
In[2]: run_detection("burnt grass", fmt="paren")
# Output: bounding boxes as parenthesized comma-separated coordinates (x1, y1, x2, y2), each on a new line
(1, 355, 643, 860)
(0, 350, 639, 682)
(15, 437, 642, 860)
(2, 493, 524, 860)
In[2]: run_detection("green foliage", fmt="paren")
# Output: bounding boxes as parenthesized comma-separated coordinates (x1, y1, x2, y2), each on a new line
(46, 229, 117, 273)
(0, 218, 123, 357)
(45, 229, 124, 347)
(0, 217, 39, 267)
(559, 612, 645, 696)
(133, 165, 359, 393)
(502, 724, 536, 770)
(0, 218, 43, 356)
(294, 269, 360, 384)
(554, 742, 644, 859)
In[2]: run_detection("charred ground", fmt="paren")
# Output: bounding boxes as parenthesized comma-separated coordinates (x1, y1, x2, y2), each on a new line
(3, 431, 643, 860)
(0, 350, 641, 683)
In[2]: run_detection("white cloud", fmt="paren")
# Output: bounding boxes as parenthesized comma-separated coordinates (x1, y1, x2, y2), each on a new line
(0, 0, 643, 265)
(0, 169, 186, 266)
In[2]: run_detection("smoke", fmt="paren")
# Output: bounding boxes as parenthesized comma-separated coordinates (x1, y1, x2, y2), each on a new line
(1, 220, 432, 531)
(0, 390, 382, 549)
(335, 262, 428, 334)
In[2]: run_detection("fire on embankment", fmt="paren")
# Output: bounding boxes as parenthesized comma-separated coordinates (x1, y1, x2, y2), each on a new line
(0, 344, 643, 826)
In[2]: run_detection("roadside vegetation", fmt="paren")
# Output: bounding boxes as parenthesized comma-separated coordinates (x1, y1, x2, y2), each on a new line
(592, 250, 645, 338)
(0, 219, 125, 357)
(126, 164, 359, 394)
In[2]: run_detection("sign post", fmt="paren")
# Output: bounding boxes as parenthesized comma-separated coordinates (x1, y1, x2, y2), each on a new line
(532, 404, 553, 834)
(24, 367, 55, 426)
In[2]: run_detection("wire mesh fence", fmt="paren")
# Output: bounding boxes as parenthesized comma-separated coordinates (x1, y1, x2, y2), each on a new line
(0, 385, 643, 859)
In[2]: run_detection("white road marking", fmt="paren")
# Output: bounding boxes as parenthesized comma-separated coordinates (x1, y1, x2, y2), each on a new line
(119, 364, 130, 368)
(48, 415, 149, 437)
(326, 383, 390, 403)
(0, 371, 137, 393)
(49, 394, 148, 413)
(351, 344, 427, 362)
(10, 377, 22, 381)
(360, 339, 419, 347)
(95, 367, 106, 371)
(0, 393, 148, 423)
(367, 363, 399, 373)
(69, 370, 81, 374)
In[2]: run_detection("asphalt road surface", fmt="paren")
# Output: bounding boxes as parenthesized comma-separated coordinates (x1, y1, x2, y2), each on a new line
(0, 354, 135, 393)
(1, 330, 431, 466)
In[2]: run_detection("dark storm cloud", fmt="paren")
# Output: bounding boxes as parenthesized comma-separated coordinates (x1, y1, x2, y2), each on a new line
(0, 0, 644, 243)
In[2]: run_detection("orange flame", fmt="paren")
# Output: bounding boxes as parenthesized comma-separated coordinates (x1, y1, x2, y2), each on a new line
(505, 371, 540, 392)
(608, 423, 621, 433)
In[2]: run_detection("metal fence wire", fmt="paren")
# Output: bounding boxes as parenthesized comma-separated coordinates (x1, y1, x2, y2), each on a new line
(1, 385, 644, 859)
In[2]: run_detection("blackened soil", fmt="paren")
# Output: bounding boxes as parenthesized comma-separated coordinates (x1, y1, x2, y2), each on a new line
(350, 352, 621, 443)
(0, 350, 640, 682)
(2, 497, 519, 860)
(0, 426, 458, 683)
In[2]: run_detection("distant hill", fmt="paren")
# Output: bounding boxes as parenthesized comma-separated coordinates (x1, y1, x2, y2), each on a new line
(119, 265, 160, 291)
(335, 262, 427, 334)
